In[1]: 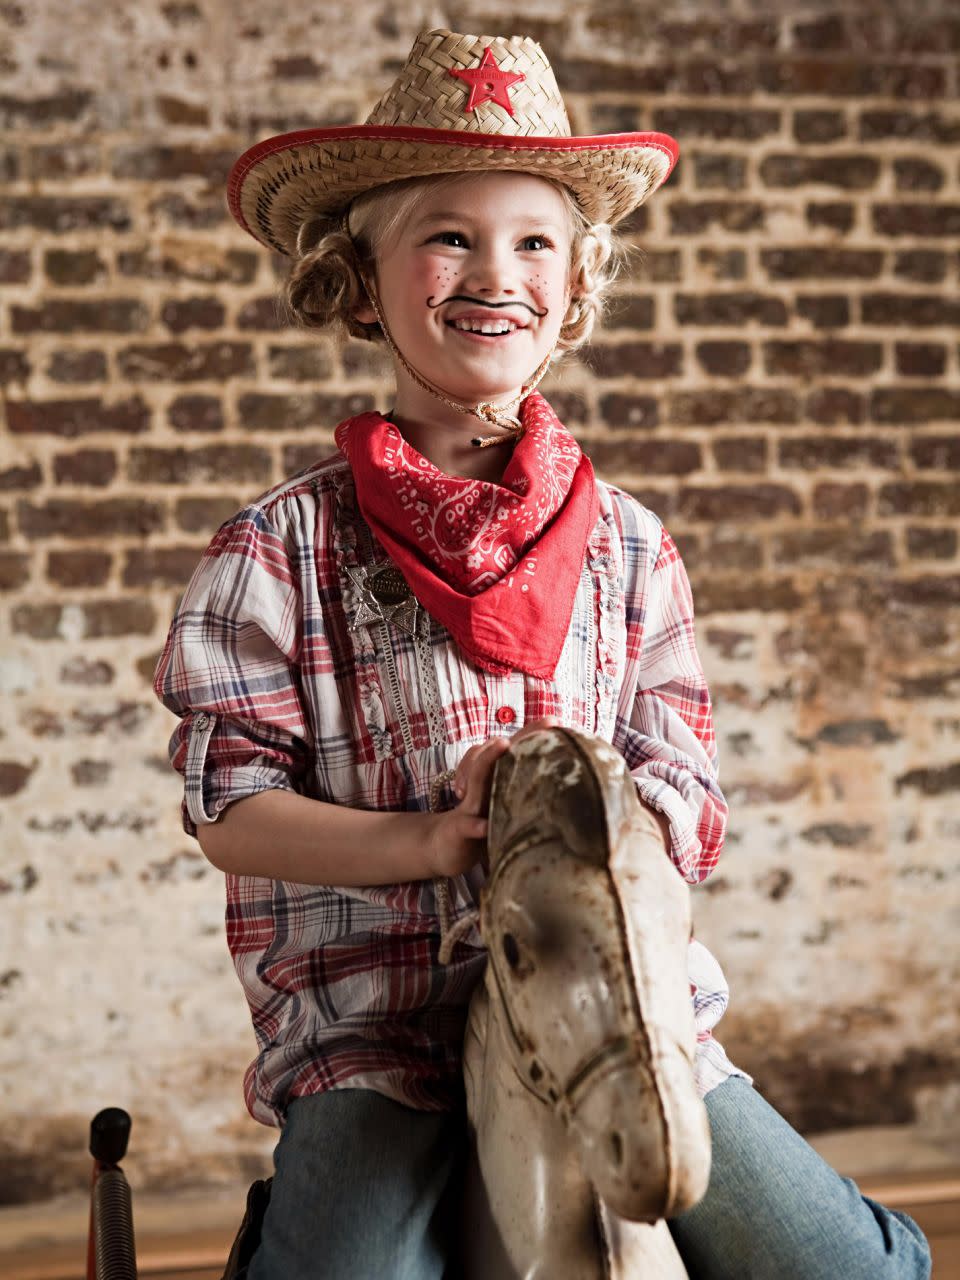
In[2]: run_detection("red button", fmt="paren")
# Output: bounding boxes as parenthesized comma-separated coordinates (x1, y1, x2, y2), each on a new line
(495, 706, 516, 726)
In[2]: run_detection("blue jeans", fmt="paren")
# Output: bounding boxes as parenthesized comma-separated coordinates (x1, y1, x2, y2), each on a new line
(247, 1089, 466, 1280)
(246, 1078, 931, 1279)
(668, 1076, 931, 1279)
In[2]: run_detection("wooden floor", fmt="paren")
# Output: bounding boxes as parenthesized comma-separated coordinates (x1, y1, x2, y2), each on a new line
(4, 1170, 960, 1278)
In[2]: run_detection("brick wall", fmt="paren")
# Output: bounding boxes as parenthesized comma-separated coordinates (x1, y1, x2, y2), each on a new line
(2, 0, 959, 1199)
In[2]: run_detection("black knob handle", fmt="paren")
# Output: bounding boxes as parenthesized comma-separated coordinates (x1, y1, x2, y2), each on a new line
(89, 1108, 131, 1164)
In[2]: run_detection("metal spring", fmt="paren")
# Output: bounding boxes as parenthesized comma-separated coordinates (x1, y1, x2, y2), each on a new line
(93, 1168, 138, 1280)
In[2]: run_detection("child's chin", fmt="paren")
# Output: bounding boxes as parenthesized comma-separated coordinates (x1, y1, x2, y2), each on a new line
(452, 385, 524, 409)
(441, 364, 534, 404)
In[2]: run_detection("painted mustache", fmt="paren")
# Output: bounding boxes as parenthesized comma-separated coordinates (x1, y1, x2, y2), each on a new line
(426, 294, 548, 318)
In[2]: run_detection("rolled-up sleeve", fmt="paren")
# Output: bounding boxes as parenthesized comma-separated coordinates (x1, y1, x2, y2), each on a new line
(153, 504, 312, 839)
(615, 521, 727, 884)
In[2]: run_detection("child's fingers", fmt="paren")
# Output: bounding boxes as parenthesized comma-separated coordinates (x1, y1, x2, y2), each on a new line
(453, 741, 491, 799)
(458, 736, 510, 812)
(471, 737, 512, 815)
(458, 814, 487, 840)
(453, 741, 487, 798)
(454, 721, 557, 802)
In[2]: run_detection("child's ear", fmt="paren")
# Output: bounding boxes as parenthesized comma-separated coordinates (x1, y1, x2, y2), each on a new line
(353, 296, 377, 325)
(563, 280, 580, 321)
(352, 265, 378, 325)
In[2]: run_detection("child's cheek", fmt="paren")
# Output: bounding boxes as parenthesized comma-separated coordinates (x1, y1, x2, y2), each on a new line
(527, 271, 558, 311)
(427, 266, 455, 300)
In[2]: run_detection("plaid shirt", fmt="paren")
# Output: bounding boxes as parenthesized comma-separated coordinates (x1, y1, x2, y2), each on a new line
(154, 450, 746, 1125)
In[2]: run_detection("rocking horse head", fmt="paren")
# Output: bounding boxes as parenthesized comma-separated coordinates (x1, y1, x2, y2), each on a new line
(480, 726, 710, 1224)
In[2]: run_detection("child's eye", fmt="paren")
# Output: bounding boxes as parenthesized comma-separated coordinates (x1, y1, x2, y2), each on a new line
(430, 230, 469, 248)
(520, 235, 554, 252)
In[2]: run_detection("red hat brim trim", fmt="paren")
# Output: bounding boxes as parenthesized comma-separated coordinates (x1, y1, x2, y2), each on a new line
(227, 124, 679, 239)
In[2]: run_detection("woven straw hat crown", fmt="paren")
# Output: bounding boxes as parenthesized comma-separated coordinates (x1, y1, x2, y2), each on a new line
(365, 30, 569, 136)
(227, 28, 679, 257)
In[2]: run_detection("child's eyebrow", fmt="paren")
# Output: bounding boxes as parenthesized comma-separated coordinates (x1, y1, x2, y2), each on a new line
(414, 211, 566, 232)
(414, 211, 468, 227)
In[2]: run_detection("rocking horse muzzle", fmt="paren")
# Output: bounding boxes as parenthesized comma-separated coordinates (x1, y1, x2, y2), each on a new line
(479, 727, 712, 1225)
(486, 920, 696, 1222)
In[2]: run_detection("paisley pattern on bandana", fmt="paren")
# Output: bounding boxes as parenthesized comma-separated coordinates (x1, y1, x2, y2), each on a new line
(376, 396, 582, 594)
(335, 392, 598, 678)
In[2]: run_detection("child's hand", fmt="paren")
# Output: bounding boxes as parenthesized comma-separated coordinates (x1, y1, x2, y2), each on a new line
(428, 718, 559, 879)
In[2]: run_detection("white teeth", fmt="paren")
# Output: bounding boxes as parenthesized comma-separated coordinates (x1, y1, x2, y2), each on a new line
(452, 318, 518, 335)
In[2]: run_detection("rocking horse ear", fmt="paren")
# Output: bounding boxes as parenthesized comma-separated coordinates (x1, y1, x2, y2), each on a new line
(486, 728, 621, 871)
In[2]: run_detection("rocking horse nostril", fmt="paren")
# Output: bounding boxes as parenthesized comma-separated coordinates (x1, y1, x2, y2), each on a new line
(609, 1131, 624, 1166)
(502, 932, 521, 969)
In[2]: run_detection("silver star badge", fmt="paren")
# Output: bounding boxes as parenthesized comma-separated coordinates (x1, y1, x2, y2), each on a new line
(345, 564, 423, 636)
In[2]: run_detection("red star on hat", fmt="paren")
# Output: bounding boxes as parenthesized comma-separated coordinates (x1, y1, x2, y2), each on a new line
(449, 47, 526, 117)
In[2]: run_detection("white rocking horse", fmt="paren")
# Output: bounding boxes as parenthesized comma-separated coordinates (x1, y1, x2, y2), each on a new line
(459, 727, 710, 1278)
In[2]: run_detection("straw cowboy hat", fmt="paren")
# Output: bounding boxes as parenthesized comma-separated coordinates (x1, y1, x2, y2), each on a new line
(227, 27, 679, 257)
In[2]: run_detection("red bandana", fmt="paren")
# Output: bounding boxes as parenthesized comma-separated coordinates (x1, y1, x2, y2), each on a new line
(335, 392, 598, 679)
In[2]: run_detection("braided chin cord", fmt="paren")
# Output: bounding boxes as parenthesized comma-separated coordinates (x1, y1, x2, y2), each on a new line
(340, 211, 558, 447)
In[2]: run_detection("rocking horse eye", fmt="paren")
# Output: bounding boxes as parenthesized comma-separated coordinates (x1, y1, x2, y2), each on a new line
(501, 932, 521, 969)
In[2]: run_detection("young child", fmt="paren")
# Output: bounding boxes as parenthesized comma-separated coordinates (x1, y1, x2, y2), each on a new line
(154, 29, 932, 1280)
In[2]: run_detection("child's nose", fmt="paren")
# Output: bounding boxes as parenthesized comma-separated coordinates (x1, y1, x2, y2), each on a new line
(462, 246, 518, 297)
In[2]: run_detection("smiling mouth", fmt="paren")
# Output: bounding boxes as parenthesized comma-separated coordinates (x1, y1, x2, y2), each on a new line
(446, 318, 524, 337)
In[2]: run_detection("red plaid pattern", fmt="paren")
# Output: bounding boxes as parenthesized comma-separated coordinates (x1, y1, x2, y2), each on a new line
(154, 451, 744, 1124)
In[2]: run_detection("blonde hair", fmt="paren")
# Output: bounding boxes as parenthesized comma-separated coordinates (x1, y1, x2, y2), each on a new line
(282, 172, 624, 357)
